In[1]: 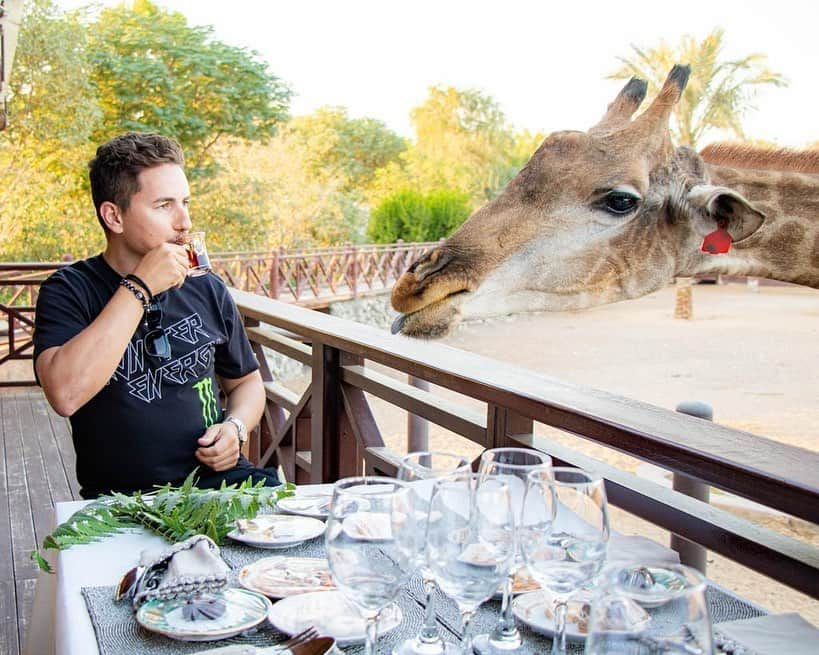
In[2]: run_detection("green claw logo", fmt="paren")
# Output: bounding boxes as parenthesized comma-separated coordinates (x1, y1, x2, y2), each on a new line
(193, 377, 219, 427)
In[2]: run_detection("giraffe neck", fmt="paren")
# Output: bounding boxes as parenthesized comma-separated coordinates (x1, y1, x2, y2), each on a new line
(690, 163, 819, 289)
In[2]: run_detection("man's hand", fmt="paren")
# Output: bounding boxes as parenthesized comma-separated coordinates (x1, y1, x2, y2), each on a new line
(195, 421, 241, 472)
(133, 243, 189, 295)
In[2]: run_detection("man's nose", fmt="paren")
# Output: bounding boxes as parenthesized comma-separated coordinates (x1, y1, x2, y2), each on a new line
(175, 204, 192, 231)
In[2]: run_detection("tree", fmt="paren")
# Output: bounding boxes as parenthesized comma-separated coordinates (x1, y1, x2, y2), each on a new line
(609, 28, 787, 147)
(367, 87, 541, 206)
(0, 0, 102, 260)
(87, 0, 291, 174)
(291, 107, 406, 191)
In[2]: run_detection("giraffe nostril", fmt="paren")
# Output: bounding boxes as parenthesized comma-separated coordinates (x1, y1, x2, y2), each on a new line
(415, 251, 452, 280)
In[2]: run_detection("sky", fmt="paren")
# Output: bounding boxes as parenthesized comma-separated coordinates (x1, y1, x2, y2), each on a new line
(56, 0, 818, 147)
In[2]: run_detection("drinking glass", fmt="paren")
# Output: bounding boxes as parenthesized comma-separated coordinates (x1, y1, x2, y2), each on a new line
(183, 231, 211, 276)
(325, 476, 416, 655)
(473, 447, 553, 654)
(586, 563, 714, 654)
(394, 452, 472, 655)
(519, 468, 610, 655)
(426, 474, 516, 655)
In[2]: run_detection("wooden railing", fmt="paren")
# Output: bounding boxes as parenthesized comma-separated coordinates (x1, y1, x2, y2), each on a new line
(210, 241, 437, 306)
(231, 288, 819, 600)
(0, 241, 437, 385)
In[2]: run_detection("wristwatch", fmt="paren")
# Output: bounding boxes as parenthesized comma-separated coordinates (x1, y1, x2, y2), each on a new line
(224, 415, 248, 444)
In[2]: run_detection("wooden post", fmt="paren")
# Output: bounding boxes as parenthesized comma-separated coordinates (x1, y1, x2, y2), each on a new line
(674, 277, 693, 320)
(671, 401, 712, 574)
(349, 243, 358, 297)
(270, 249, 280, 299)
(486, 404, 533, 449)
(407, 375, 430, 453)
(311, 342, 341, 483)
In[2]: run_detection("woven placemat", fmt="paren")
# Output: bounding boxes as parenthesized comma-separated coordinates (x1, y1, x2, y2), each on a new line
(82, 536, 765, 655)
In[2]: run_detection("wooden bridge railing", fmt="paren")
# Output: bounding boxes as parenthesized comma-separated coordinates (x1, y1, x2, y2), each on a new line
(0, 241, 438, 385)
(210, 241, 438, 305)
(231, 288, 819, 600)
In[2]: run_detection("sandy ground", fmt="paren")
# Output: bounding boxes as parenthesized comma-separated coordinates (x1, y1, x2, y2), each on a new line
(349, 282, 819, 623)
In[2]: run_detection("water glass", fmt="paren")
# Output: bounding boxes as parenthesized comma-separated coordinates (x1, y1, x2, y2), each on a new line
(586, 563, 714, 654)
(325, 476, 416, 655)
(519, 467, 610, 655)
(474, 447, 553, 654)
(426, 474, 516, 655)
(394, 452, 471, 655)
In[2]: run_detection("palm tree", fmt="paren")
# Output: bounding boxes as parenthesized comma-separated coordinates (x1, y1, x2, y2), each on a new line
(609, 28, 787, 147)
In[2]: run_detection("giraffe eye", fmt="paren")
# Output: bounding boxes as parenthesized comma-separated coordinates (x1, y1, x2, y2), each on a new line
(603, 191, 640, 215)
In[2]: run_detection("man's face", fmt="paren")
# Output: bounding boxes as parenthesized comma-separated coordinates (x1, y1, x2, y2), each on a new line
(118, 163, 191, 253)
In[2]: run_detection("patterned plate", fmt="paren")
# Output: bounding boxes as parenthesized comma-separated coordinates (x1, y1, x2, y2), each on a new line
(238, 556, 335, 598)
(228, 515, 326, 549)
(135, 588, 271, 642)
(268, 590, 402, 646)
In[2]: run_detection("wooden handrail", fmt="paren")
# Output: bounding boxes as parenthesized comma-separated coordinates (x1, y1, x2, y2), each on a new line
(230, 288, 819, 598)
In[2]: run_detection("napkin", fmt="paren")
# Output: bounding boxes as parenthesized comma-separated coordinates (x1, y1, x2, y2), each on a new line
(608, 534, 681, 565)
(132, 534, 230, 607)
(714, 612, 819, 655)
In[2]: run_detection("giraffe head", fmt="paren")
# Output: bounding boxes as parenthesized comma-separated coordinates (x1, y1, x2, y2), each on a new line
(390, 65, 767, 337)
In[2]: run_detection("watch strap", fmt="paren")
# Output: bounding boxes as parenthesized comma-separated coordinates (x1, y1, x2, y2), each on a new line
(224, 415, 247, 444)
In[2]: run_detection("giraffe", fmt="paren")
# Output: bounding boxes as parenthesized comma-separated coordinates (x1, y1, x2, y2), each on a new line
(390, 65, 819, 338)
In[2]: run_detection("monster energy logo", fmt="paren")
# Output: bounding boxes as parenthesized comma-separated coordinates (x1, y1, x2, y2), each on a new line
(193, 377, 219, 427)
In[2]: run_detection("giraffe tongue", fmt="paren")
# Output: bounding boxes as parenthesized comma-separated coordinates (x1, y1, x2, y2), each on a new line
(701, 227, 733, 254)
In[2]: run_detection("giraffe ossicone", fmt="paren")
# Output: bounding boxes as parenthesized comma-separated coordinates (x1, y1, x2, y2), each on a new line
(391, 65, 819, 338)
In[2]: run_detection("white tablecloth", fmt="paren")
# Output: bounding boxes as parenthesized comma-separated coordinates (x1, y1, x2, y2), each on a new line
(27, 486, 335, 655)
(26, 483, 679, 655)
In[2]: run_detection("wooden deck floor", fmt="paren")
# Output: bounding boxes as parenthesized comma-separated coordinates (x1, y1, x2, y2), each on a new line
(0, 388, 80, 655)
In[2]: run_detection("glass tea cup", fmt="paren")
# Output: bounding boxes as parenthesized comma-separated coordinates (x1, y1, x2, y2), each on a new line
(183, 231, 211, 277)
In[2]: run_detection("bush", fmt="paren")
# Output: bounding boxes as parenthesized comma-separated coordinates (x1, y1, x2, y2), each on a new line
(367, 188, 471, 243)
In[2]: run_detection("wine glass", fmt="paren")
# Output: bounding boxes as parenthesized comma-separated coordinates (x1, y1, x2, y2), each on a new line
(586, 562, 714, 654)
(394, 452, 472, 655)
(325, 476, 416, 655)
(426, 474, 516, 655)
(519, 468, 610, 655)
(473, 447, 553, 654)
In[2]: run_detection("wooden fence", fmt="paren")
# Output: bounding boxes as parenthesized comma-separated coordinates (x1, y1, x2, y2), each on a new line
(232, 288, 819, 600)
(0, 242, 437, 385)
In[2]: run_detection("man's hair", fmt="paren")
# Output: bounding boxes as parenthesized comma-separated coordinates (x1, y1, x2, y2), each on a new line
(88, 133, 185, 229)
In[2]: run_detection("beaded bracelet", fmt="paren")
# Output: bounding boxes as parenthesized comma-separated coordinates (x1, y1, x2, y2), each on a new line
(125, 273, 154, 302)
(120, 278, 150, 310)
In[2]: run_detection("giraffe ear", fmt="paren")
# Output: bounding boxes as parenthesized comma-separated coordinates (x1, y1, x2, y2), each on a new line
(687, 184, 766, 242)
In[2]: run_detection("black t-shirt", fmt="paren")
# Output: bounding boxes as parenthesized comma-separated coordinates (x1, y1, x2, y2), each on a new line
(33, 255, 259, 498)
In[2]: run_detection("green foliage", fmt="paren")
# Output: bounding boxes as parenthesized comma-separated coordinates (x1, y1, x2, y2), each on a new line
(368, 188, 472, 243)
(32, 469, 295, 572)
(86, 0, 291, 175)
(291, 107, 406, 191)
(367, 86, 540, 207)
(609, 28, 787, 147)
(0, 0, 102, 260)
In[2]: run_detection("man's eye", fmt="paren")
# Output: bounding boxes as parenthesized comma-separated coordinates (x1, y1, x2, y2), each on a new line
(603, 192, 640, 215)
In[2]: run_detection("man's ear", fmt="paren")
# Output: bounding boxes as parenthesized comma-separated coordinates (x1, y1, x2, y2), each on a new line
(99, 201, 124, 234)
(687, 184, 766, 242)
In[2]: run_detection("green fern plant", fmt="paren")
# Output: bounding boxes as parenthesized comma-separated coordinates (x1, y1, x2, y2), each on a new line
(32, 470, 295, 573)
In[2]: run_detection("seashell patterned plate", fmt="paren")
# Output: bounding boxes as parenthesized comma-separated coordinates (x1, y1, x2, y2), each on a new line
(238, 556, 335, 598)
(135, 588, 271, 641)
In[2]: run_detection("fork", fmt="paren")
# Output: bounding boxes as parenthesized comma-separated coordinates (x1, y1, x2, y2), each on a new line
(189, 626, 321, 655)
(273, 626, 321, 653)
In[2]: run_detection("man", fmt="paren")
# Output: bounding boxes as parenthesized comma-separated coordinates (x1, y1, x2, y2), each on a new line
(33, 132, 278, 498)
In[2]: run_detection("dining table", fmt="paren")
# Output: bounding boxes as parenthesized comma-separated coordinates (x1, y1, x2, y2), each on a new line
(25, 484, 781, 655)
